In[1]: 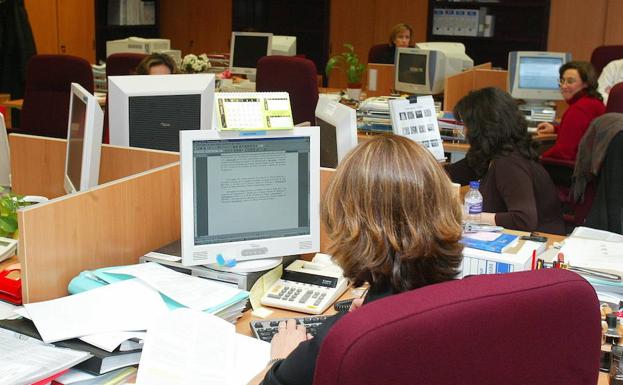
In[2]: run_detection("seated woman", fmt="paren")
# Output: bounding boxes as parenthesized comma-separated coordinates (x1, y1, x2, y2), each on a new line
(249, 135, 464, 385)
(537, 61, 605, 161)
(135, 52, 178, 75)
(367, 23, 413, 64)
(446, 87, 565, 235)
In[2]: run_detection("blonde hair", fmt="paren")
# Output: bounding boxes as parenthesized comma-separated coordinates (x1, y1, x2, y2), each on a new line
(321, 134, 463, 291)
(389, 23, 413, 46)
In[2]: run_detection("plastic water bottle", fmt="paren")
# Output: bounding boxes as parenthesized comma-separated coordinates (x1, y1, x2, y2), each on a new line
(464, 181, 483, 224)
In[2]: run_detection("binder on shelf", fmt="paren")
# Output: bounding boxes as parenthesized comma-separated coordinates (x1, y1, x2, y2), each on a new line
(442, 9, 456, 35)
(432, 9, 445, 35)
(453, 9, 467, 36)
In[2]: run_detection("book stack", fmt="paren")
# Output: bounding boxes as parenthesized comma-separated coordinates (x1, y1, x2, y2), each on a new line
(358, 96, 394, 133)
(460, 232, 546, 277)
(437, 112, 465, 142)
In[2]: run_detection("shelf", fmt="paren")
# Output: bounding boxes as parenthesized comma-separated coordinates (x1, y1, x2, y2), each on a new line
(429, 35, 543, 44)
(432, 1, 547, 7)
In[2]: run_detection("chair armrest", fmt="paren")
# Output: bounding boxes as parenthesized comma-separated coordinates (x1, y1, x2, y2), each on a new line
(540, 156, 575, 169)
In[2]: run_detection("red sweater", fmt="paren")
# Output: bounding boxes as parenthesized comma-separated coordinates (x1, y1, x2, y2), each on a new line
(542, 93, 605, 161)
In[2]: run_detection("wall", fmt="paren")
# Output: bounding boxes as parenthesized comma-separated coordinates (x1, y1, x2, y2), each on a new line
(548, 0, 623, 61)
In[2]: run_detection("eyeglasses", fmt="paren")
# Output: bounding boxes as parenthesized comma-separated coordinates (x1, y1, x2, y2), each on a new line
(559, 78, 579, 86)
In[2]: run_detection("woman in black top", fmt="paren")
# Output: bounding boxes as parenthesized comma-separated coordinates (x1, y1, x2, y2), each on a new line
(248, 134, 464, 385)
(368, 23, 413, 64)
(445, 87, 565, 234)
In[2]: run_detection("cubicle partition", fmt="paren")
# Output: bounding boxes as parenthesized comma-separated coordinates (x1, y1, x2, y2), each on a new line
(443, 63, 508, 112)
(9, 134, 337, 303)
(9, 134, 180, 303)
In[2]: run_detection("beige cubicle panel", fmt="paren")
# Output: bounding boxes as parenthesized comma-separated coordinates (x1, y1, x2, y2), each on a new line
(366, 63, 396, 97)
(9, 134, 179, 199)
(443, 67, 508, 112)
(9, 134, 181, 303)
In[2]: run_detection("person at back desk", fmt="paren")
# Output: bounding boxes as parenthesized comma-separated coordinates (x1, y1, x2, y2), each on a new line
(445, 87, 565, 235)
(135, 52, 178, 75)
(537, 61, 605, 161)
(248, 135, 464, 385)
(367, 23, 413, 64)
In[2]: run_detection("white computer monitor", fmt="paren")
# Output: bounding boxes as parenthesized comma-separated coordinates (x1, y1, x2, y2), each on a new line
(108, 74, 215, 152)
(229, 32, 273, 77)
(180, 127, 320, 267)
(315, 95, 358, 168)
(508, 51, 571, 107)
(394, 48, 465, 95)
(271, 35, 297, 56)
(0, 113, 9, 187)
(106, 37, 170, 57)
(64, 83, 104, 194)
(415, 42, 474, 70)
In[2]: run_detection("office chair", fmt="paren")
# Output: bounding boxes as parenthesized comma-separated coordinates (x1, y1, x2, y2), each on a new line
(585, 122, 623, 234)
(590, 45, 623, 76)
(17, 54, 94, 139)
(313, 269, 600, 385)
(605, 82, 623, 113)
(256, 56, 319, 125)
(102, 53, 147, 143)
(367, 43, 393, 64)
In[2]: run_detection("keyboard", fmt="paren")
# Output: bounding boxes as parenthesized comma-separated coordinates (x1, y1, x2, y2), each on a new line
(250, 315, 329, 343)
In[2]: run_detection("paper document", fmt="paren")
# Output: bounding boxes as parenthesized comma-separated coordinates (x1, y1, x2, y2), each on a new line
(137, 308, 263, 385)
(569, 226, 623, 242)
(0, 301, 21, 320)
(560, 238, 623, 272)
(0, 327, 91, 385)
(23, 279, 169, 343)
(79, 331, 146, 353)
(108, 262, 246, 311)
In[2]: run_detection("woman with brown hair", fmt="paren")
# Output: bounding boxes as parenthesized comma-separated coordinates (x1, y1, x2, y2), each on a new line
(134, 52, 178, 75)
(368, 23, 413, 64)
(249, 134, 464, 385)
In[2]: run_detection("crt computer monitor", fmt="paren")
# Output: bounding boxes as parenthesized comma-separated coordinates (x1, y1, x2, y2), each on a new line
(271, 35, 297, 56)
(0, 113, 10, 187)
(229, 32, 273, 76)
(180, 128, 320, 267)
(394, 47, 467, 95)
(64, 83, 104, 194)
(415, 42, 474, 70)
(108, 74, 215, 152)
(314, 95, 358, 168)
(508, 51, 572, 107)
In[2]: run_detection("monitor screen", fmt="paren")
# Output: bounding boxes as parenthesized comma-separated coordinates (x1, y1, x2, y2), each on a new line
(508, 51, 571, 103)
(518, 56, 563, 90)
(315, 95, 358, 168)
(64, 83, 104, 194)
(108, 74, 215, 152)
(230, 32, 273, 76)
(397, 52, 427, 86)
(180, 128, 320, 266)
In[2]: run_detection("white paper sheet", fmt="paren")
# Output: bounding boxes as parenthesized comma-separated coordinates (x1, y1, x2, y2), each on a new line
(232, 333, 271, 385)
(109, 262, 244, 310)
(0, 301, 21, 320)
(79, 331, 146, 353)
(560, 238, 623, 271)
(24, 279, 168, 343)
(0, 328, 91, 385)
(136, 308, 235, 385)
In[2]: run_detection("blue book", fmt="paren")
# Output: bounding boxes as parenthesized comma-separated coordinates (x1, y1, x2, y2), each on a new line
(460, 233, 519, 253)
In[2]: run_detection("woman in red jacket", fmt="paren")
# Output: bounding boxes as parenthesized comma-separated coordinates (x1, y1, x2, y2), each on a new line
(537, 61, 605, 161)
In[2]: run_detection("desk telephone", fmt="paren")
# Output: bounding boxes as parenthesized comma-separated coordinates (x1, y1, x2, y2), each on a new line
(260, 253, 348, 315)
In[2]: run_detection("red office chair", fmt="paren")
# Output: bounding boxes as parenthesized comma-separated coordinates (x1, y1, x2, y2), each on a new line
(102, 53, 147, 143)
(590, 45, 623, 76)
(606, 82, 623, 113)
(16, 54, 94, 139)
(314, 269, 600, 385)
(256, 56, 319, 125)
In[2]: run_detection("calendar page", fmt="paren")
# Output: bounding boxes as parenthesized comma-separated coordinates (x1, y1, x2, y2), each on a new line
(388, 96, 445, 161)
(214, 92, 294, 131)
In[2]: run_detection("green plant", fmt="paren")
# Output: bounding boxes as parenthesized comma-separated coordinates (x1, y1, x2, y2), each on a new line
(325, 43, 366, 86)
(0, 189, 27, 239)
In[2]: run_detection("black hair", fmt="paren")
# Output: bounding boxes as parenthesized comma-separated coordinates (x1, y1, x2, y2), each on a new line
(559, 61, 602, 100)
(453, 87, 539, 177)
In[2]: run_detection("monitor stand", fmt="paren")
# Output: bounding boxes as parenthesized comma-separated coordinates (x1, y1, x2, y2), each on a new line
(518, 100, 556, 123)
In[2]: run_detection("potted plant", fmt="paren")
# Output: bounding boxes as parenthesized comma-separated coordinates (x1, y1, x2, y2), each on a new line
(0, 189, 28, 239)
(325, 43, 366, 100)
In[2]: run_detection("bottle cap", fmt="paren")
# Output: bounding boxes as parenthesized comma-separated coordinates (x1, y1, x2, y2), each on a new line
(469, 181, 480, 189)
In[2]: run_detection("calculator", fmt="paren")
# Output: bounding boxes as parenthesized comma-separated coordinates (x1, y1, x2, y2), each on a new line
(260, 254, 348, 315)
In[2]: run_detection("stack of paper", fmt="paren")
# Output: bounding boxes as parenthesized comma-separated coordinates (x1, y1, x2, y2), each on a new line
(136, 308, 269, 385)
